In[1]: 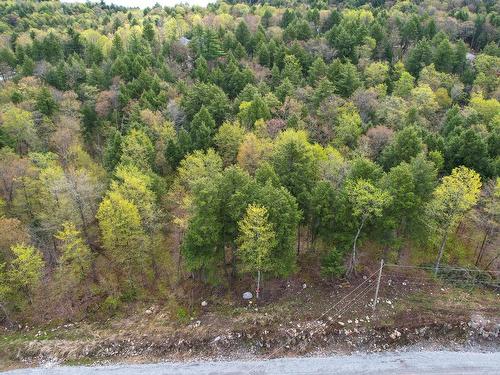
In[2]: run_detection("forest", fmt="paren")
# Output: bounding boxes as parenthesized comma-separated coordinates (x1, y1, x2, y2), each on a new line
(0, 0, 498, 326)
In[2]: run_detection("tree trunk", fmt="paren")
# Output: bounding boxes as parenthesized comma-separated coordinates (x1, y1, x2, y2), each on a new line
(229, 243, 237, 280)
(485, 254, 500, 271)
(296, 226, 301, 255)
(21, 180, 34, 221)
(434, 224, 450, 275)
(347, 218, 365, 277)
(256, 269, 261, 299)
(176, 229, 184, 283)
(475, 229, 489, 267)
(382, 243, 391, 263)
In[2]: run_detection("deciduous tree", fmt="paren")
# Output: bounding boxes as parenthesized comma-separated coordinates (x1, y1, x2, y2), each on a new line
(346, 179, 391, 276)
(427, 166, 482, 274)
(237, 204, 276, 298)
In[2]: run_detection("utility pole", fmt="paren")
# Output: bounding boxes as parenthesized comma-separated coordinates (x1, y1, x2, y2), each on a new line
(372, 259, 384, 312)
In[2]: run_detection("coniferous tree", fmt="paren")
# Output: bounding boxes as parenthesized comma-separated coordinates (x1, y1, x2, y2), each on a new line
(189, 106, 216, 151)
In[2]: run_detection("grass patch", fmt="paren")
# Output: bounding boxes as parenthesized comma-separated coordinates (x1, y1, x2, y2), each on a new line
(61, 358, 96, 366)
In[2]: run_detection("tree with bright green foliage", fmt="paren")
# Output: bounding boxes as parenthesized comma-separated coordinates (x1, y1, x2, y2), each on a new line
(346, 179, 392, 276)
(255, 182, 301, 276)
(214, 122, 245, 166)
(238, 95, 271, 128)
(334, 103, 363, 148)
(120, 129, 155, 171)
(393, 71, 415, 98)
(0, 244, 44, 312)
(427, 166, 482, 274)
(1, 107, 38, 154)
(97, 191, 145, 280)
(54, 221, 93, 291)
(282, 55, 303, 86)
(237, 204, 276, 298)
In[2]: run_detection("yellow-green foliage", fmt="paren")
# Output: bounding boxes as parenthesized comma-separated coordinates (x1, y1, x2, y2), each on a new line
(96, 191, 144, 275)
(237, 204, 276, 274)
(0, 244, 44, 307)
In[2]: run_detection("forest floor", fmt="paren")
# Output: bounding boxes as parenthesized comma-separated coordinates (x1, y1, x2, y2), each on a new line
(1, 264, 499, 371)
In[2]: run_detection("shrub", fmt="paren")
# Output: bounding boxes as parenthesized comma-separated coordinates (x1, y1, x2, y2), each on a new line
(321, 247, 345, 279)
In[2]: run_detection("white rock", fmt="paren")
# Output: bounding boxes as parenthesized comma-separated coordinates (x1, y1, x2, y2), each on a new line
(243, 291, 253, 300)
(390, 329, 401, 339)
(201, 300, 208, 307)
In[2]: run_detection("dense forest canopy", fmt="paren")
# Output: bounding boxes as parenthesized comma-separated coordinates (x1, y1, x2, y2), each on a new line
(0, 0, 498, 323)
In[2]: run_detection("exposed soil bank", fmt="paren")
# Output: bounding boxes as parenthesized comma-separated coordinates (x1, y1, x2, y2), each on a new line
(2, 275, 498, 370)
(2, 305, 498, 370)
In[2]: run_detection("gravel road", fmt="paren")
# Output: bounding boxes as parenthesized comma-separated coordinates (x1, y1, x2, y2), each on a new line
(4, 350, 500, 374)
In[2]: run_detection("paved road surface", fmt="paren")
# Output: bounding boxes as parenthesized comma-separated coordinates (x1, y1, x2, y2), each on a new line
(4, 351, 500, 374)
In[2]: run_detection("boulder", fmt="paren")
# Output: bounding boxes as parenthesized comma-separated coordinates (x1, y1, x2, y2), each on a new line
(243, 291, 253, 300)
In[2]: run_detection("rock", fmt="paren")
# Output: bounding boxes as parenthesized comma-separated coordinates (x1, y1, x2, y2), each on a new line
(201, 300, 208, 307)
(145, 309, 152, 315)
(303, 283, 307, 289)
(390, 329, 401, 339)
(469, 313, 500, 339)
(243, 291, 253, 300)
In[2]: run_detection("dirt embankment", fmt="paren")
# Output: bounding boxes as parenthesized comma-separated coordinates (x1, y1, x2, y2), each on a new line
(1, 274, 499, 370)
(14, 312, 499, 365)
